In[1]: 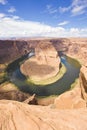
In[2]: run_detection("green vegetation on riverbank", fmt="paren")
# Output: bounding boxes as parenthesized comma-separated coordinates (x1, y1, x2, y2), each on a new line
(27, 63, 66, 85)
(70, 78, 79, 90)
(0, 64, 8, 84)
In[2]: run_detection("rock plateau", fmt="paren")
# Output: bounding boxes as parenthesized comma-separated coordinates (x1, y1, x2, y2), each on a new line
(21, 42, 60, 81)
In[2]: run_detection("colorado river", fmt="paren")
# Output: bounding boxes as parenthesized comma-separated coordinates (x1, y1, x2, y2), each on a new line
(7, 53, 81, 96)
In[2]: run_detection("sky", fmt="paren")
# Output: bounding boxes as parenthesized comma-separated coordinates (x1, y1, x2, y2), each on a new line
(0, 0, 87, 38)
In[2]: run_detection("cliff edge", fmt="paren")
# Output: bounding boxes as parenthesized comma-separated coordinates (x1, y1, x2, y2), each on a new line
(0, 100, 87, 130)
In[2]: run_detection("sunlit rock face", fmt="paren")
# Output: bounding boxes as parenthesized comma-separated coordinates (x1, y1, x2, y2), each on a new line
(80, 66, 87, 103)
(35, 42, 58, 65)
(53, 65, 87, 110)
(21, 42, 60, 81)
(0, 38, 87, 64)
(54, 87, 86, 109)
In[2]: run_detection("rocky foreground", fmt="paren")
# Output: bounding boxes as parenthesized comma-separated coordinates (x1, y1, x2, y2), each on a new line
(0, 99, 87, 130)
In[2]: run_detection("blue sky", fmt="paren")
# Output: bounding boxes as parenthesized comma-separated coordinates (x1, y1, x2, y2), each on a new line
(0, 0, 87, 38)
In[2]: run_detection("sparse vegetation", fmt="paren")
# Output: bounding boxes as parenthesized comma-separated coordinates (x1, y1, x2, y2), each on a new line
(70, 78, 79, 90)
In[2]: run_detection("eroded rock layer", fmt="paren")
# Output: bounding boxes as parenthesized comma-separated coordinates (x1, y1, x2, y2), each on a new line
(0, 38, 87, 64)
(54, 86, 86, 109)
(0, 100, 87, 130)
(80, 66, 87, 103)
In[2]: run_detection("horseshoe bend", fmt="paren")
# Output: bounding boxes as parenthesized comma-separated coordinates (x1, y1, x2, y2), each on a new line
(20, 42, 64, 85)
(0, 38, 87, 130)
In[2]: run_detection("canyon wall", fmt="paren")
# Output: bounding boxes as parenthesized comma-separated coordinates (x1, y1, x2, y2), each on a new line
(0, 38, 87, 64)
(80, 66, 87, 103)
(0, 40, 30, 63)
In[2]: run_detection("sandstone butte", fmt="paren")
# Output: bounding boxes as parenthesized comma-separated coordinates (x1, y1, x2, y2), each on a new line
(20, 42, 61, 82)
(0, 38, 87, 130)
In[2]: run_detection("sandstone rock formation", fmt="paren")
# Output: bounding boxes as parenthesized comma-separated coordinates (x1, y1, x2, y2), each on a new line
(54, 86, 86, 109)
(50, 38, 87, 65)
(80, 65, 87, 103)
(0, 100, 87, 130)
(0, 90, 30, 102)
(62, 38, 87, 65)
(23, 94, 38, 105)
(0, 40, 30, 64)
(0, 38, 87, 65)
(21, 42, 60, 81)
(0, 82, 31, 102)
(52, 65, 87, 110)
(35, 42, 58, 65)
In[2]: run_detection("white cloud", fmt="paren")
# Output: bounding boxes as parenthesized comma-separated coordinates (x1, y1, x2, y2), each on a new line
(59, 0, 87, 16)
(8, 7, 16, 13)
(58, 21, 69, 26)
(71, 0, 87, 16)
(0, 13, 5, 18)
(46, 4, 58, 14)
(71, 6, 85, 16)
(12, 15, 20, 20)
(0, 0, 7, 5)
(72, 0, 87, 7)
(0, 15, 87, 38)
(59, 6, 71, 13)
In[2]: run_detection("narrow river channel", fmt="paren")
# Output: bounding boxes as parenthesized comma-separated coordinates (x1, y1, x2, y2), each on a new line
(7, 53, 81, 96)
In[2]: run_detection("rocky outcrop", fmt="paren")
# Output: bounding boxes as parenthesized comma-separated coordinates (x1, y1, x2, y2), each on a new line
(80, 66, 87, 103)
(63, 38, 87, 65)
(54, 87, 86, 109)
(0, 100, 87, 130)
(0, 90, 31, 102)
(23, 94, 38, 105)
(35, 42, 58, 64)
(53, 65, 87, 109)
(0, 82, 31, 102)
(0, 40, 30, 64)
(51, 38, 87, 64)
(21, 42, 60, 81)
